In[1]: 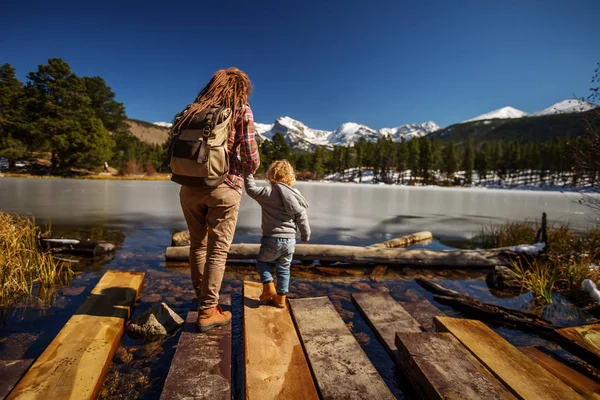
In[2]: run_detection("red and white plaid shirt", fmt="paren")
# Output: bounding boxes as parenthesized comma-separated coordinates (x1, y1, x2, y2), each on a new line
(225, 105, 260, 192)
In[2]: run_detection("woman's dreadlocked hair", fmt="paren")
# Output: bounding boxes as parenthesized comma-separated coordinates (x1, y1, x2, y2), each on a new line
(173, 68, 252, 132)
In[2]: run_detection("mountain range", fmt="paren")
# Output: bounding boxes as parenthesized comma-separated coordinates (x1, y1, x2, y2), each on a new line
(150, 98, 597, 150)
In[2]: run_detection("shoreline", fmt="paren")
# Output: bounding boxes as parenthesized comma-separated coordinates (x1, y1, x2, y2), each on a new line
(2, 172, 598, 194)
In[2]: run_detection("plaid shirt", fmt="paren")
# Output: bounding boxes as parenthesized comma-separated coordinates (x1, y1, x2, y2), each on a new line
(225, 105, 260, 192)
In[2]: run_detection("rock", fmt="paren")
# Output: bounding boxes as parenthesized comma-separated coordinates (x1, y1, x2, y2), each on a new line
(353, 332, 370, 345)
(115, 347, 133, 364)
(63, 286, 86, 296)
(172, 231, 190, 247)
(351, 282, 373, 291)
(126, 303, 184, 342)
(485, 265, 523, 291)
(93, 242, 116, 256)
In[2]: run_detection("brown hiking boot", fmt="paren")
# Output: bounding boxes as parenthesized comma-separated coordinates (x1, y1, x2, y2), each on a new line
(259, 281, 276, 301)
(197, 305, 232, 332)
(271, 293, 286, 308)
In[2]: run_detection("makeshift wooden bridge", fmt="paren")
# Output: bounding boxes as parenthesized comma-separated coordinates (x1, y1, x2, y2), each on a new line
(4, 274, 600, 400)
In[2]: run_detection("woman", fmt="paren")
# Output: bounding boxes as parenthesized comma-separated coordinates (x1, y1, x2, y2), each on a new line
(173, 68, 260, 332)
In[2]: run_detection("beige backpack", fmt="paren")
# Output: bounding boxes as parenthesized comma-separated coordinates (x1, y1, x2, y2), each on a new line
(168, 106, 234, 187)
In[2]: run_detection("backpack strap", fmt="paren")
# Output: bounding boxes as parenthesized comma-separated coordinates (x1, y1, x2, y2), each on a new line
(197, 106, 226, 164)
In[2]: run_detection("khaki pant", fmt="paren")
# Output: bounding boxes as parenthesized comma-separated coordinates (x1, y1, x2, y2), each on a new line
(179, 184, 241, 310)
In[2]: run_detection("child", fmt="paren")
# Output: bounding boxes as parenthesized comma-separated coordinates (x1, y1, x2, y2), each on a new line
(244, 160, 310, 307)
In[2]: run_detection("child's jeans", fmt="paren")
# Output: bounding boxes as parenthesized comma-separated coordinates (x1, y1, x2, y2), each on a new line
(256, 236, 296, 295)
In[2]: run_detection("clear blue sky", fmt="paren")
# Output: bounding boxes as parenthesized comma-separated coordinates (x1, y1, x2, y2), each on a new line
(1, 0, 599, 129)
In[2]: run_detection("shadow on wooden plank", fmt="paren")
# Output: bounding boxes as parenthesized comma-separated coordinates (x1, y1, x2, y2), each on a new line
(554, 324, 600, 368)
(519, 346, 600, 400)
(243, 281, 318, 400)
(435, 316, 585, 400)
(0, 360, 34, 400)
(160, 304, 231, 400)
(289, 296, 395, 400)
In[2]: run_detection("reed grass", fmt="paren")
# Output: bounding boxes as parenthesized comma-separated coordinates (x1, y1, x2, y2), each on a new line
(0, 212, 73, 307)
(484, 220, 600, 304)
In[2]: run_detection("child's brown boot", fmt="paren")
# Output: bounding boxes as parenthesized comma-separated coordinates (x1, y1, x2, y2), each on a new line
(271, 293, 286, 308)
(260, 281, 276, 301)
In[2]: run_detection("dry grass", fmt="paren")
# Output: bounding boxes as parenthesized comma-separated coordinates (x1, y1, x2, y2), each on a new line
(483, 220, 600, 304)
(0, 213, 73, 307)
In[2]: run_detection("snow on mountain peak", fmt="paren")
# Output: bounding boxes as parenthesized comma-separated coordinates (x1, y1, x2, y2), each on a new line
(153, 121, 173, 128)
(531, 99, 597, 116)
(464, 106, 528, 123)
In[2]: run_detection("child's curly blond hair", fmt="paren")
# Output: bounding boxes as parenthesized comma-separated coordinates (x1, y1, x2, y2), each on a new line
(267, 160, 296, 186)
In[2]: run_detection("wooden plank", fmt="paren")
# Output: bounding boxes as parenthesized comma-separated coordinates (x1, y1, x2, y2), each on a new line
(160, 296, 231, 400)
(400, 299, 445, 332)
(395, 332, 516, 400)
(7, 270, 144, 400)
(243, 281, 318, 400)
(554, 324, 600, 367)
(435, 316, 584, 400)
(351, 291, 422, 354)
(519, 346, 600, 400)
(0, 360, 34, 400)
(289, 296, 395, 400)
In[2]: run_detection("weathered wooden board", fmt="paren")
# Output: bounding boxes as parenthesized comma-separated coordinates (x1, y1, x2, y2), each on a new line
(519, 346, 600, 400)
(0, 360, 34, 400)
(289, 296, 395, 400)
(160, 296, 231, 400)
(243, 281, 318, 400)
(351, 291, 422, 354)
(7, 270, 144, 400)
(395, 332, 516, 400)
(400, 299, 445, 332)
(554, 324, 600, 367)
(435, 316, 584, 400)
(166, 244, 504, 267)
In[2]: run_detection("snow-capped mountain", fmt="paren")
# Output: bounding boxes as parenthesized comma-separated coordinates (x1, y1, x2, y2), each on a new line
(530, 99, 597, 116)
(464, 106, 528, 123)
(256, 117, 439, 150)
(153, 121, 173, 128)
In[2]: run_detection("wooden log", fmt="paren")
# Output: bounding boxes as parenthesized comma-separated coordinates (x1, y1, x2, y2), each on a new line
(160, 296, 232, 400)
(395, 332, 516, 400)
(416, 278, 557, 337)
(0, 360, 34, 400)
(368, 231, 433, 248)
(519, 346, 600, 400)
(351, 291, 422, 354)
(368, 265, 387, 281)
(41, 238, 116, 257)
(166, 244, 506, 268)
(243, 281, 318, 400)
(399, 299, 445, 332)
(435, 316, 584, 400)
(289, 296, 395, 400)
(553, 324, 600, 367)
(7, 270, 144, 400)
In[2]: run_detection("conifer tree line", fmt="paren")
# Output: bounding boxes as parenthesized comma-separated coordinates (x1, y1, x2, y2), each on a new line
(0, 59, 163, 174)
(262, 132, 599, 187)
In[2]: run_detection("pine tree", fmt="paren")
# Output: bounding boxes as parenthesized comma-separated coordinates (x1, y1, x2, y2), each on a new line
(271, 132, 290, 161)
(25, 58, 115, 172)
(82, 76, 127, 133)
(432, 133, 443, 173)
(475, 142, 491, 184)
(443, 139, 460, 183)
(418, 136, 433, 184)
(0, 63, 28, 158)
(462, 136, 475, 185)
(407, 138, 420, 183)
(396, 138, 408, 183)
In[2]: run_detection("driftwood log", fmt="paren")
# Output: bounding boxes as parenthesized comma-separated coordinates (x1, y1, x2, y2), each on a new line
(41, 238, 116, 257)
(166, 244, 517, 268)
(368, 231, 433, 249)
(415, 278, 558, 338)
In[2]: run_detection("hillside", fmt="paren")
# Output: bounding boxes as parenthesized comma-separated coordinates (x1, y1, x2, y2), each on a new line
(126, 119, 170, 145)
(432, 108, 600, 144)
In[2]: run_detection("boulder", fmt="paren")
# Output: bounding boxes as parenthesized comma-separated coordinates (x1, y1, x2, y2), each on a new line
(93, 242, 116, 256)
(485, 265, 523, 291)
(172, 231, 190, 247)
(126, 303, 184, 342)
